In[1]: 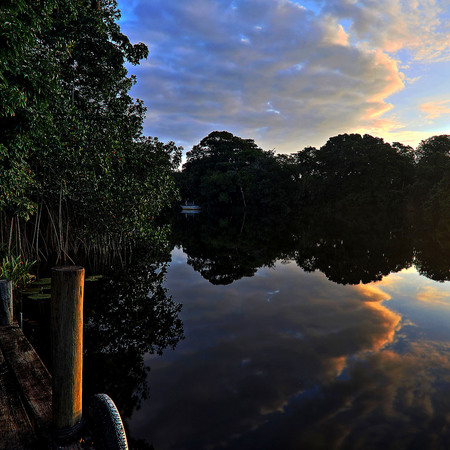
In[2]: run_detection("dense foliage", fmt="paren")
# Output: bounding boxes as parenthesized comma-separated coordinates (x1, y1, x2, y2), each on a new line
(413, 135, 450, 223)
(178, 131, 447, 215)
(0, 0, 57, 218)
(1, 0, 181, 260)
(178, 131, 293, 212)
(289, 133, 415, 207)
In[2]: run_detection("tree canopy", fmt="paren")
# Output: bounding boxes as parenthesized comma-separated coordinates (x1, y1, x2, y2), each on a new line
(291, 133, 415, 207)
(178, 131, 423, 213)
(179, 131, 295, 211)
(1, 0, 181, 258)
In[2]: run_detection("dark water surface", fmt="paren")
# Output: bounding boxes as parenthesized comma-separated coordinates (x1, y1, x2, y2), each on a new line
(126, 245, 450, 449)
(61, 207, 450, 450)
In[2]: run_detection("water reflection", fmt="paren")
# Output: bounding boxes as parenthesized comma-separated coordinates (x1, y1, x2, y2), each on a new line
(82, 248, 184, 419)
(121, 208, 450, 448)
(289, 209, 414, 285)
(128, 250, 450, 449)
(171, 212, 294, 285)
(171, 207, 414, 286)
(414, 218, 450, 282)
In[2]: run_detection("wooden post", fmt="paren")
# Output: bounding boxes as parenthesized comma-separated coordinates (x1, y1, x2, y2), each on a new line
(0, 280, 13, 326)
(51, 266, 84, 436)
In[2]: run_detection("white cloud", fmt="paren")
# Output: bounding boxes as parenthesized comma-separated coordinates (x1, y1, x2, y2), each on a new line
(321, 0, 450, 60)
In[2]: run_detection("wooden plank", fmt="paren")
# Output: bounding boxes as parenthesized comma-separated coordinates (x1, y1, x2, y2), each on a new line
(0, 325, 52, 436)
(0, 345, 38, 449)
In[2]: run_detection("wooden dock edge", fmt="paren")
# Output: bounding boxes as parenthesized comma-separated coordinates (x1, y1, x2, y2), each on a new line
(0, 339, 37, 448)
(0, 324, 52, 445)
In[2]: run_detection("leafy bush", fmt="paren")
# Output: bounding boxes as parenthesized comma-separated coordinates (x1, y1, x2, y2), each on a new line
(0, 254, 36, 289)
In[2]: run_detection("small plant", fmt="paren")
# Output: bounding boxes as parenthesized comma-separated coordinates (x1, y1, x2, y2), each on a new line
(0, 254, 36, 289)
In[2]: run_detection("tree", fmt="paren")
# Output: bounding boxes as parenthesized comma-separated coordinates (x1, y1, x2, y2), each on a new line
(413, 135, 450, 199)
(1, 0, 182, 258)
(29, 0, 153, 233)
(289, 146, 322, 203)
(415, 135, 450, 161)
(0, 0, 59, 218)
(292, 134, 415, 207)
(180, 131, 294, 211)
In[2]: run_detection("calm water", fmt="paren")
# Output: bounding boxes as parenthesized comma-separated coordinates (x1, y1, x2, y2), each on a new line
(126, 245, 450, 450)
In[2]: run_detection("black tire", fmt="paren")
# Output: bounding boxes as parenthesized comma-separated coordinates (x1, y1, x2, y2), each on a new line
(88, 393, 128, 450)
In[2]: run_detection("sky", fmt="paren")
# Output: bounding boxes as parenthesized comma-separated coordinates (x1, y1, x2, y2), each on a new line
(116, 0, 450, 154)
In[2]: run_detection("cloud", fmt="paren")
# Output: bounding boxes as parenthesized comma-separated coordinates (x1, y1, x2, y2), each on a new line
(420, 100, 450, 120)
(416, 285, 450, 307)
(264, 342, 450, 449)
(321, 0, 450, 61)
(354, 283, 391, 302)
(118, 0, 450, 153)
(130, 259, 403, 448)
(119, 0, 415, 152)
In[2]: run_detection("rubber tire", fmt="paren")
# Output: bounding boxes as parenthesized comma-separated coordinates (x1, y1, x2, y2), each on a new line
(88, 393, 128, 450)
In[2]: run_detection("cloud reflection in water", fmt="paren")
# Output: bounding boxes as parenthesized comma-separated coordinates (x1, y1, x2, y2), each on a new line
(129, 249, 450, 449)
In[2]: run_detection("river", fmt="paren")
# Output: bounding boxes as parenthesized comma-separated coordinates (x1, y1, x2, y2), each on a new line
(48, 206, 446, 449)
(123, 242, 450, 449)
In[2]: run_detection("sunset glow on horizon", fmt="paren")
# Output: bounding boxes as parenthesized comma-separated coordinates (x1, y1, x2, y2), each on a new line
(117, 0, 450, 154)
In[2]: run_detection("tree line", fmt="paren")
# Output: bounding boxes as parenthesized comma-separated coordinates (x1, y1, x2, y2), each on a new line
(177, 131, 450, 217)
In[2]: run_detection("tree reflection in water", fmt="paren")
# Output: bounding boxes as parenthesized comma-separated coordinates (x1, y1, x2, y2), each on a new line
(172, 205, 416, 286)
(82, 246, 184, 420)
(288, 206, 415, 285)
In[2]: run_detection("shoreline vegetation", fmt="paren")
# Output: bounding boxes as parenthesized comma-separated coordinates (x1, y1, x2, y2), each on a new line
(1, 0, 181, 267)
(1, 1, 450, 273)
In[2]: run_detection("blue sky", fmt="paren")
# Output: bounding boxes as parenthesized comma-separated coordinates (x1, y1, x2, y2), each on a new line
(117, 0, 450, 154)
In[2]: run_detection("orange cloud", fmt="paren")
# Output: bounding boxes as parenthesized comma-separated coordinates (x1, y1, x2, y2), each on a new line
(352, 283, 402, 351)
(355, 283, 392, 303)
(368, 50, 405, 103)
(352, 126, 436, 150)
(364, 103, 394, 120)
(416, 285, 450, 308)
(366, 302, 402, 351)
(338, 0, 450, 62)
(381, 130, 436, 149)
(420, 100, 450, 120)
